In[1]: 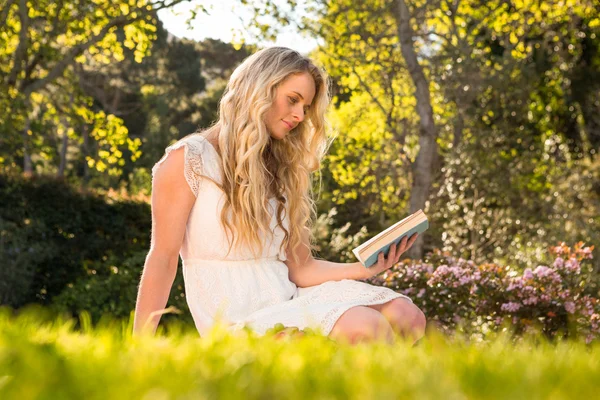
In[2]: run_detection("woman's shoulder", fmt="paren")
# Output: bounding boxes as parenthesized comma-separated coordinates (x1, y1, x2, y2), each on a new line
(152, 132, 222, 196)
(166, 133, 213, 155)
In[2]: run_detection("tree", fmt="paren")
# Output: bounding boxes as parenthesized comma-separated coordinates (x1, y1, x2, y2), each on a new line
(0, 0, 192, 176)
(235, 0, 599, 265)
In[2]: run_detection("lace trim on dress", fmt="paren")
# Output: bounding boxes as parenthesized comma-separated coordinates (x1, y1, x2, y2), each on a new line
(151, 136, 207, 197)
(226, 281, 411, 337)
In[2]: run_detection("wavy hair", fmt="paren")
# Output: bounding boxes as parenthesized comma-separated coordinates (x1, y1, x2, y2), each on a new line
(189, 47, 333, 262)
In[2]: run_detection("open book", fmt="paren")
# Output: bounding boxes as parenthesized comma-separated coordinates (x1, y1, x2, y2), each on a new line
(352, 209, 429, 268)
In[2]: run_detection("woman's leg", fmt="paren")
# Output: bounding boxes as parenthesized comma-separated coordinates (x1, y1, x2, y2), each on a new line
(367, 298, 426, 343)
(328, 305, 396, 345)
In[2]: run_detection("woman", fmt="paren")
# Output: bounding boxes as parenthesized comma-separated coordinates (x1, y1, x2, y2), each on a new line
(133, 47, 424, 345)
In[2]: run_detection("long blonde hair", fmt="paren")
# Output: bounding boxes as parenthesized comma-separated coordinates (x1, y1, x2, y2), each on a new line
(191, 47, 333, 262)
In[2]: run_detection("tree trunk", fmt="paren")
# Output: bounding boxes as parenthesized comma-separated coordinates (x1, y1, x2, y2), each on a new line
(453, 111, 464, 151)
(22, 115, 33, 176)
(58, 122, 68, 178)
(579, 94, 600, 159)
(393, 0, 440, 260)
(82, 124, 90, 190)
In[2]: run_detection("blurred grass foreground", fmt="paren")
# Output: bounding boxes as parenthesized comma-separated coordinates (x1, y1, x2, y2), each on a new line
(0, 306, 599, 399)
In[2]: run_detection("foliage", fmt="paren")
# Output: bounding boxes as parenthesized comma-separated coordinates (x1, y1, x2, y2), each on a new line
(369, 242, 599, 342)
(424, 0, 600, 269)
(0, 217, 57, 308)
(0, 0, 186, 175)
(2, 306, 600, 399)
(50, 250, 193, 327)
(310, 206, 369, 263)
(0, 173, 151, 309)
(241, 0, 600, 267)
(428, 138, 600, 271)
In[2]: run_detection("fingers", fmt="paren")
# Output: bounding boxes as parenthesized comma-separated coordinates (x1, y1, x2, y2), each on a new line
(409, 232, 418, 244)
(388, 241, 396, 265)
(398, 233, 418, 256)
(377, 243, 396, 270)
(399, 235, 409, 251)
(378, 233, 420, 268)
(394, 235, 409, 262)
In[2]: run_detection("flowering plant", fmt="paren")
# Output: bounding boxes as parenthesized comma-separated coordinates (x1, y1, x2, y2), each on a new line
(369, 242, 598, 342)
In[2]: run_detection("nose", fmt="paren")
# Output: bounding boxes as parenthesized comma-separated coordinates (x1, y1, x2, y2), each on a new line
(292, 104, 305, 123)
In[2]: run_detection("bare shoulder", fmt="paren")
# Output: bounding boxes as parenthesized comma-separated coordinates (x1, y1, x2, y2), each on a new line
(150, 145, 196, 257)
(153, 147, 185, 185)
(152, 147, 196, 199)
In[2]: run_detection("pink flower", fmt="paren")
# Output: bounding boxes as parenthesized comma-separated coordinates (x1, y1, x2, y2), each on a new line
(459, 276, 471, 285)
(565, 258, 581, 274)
(523, 297, 538, 305)
(501, 302, 521, 312)
(534, 265, 552, 277)
(540, 294, 551, 303)
(553, 257, 565, 269)
(564, 302, 576, 314)
(581, 247, 593, 258)
(523, 268, 534, 280)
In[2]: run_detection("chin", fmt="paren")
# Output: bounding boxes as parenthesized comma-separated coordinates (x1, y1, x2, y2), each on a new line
(269, 131, 287, 140)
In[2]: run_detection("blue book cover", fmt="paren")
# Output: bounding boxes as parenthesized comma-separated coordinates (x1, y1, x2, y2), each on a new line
(352, 210, 429, 268)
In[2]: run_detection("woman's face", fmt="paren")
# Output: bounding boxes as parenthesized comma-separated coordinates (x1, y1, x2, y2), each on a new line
(264, 72, 316, 140)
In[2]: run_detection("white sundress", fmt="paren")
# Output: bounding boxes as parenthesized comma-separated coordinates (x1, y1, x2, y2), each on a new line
(151, 134, 412, 337)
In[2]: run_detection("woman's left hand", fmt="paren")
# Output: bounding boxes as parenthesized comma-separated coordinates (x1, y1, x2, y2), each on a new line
(363, 233, 418, 280)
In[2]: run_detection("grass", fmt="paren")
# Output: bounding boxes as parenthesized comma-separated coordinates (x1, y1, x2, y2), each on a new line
(0, 305, 599, 400)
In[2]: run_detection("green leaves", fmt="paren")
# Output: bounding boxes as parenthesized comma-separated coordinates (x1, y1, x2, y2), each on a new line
(2, 306, 600, 399)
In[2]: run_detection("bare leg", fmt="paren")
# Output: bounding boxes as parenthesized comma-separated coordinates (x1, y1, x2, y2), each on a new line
(329, 306, 395, 345)
(368, 298, 426, 343)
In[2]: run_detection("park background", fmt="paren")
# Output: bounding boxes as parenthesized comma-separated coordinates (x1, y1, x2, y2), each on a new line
(1, 0, 599, 342)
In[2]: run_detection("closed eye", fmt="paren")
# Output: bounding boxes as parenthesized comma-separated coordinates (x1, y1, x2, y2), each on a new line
(289, 96, 311, 114)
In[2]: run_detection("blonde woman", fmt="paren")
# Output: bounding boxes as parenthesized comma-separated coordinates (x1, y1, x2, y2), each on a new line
(133, 47, 425, 345)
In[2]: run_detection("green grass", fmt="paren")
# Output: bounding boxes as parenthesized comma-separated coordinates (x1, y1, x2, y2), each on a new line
(1, 306, 599, 400)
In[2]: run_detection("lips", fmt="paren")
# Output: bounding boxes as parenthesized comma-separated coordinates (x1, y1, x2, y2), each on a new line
(282, 120, 293, 130)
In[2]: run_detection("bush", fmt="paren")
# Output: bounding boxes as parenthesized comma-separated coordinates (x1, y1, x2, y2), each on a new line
(369, 242, 599, 342)
(50, 251, 193, 328)
(0, 217, 57, 307)
(0, 174, 151, 314)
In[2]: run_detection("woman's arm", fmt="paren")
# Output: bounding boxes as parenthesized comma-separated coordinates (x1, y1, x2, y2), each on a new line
(284, 227, 418, 288)
(284, 227, 369, 288)
(133, 147, 196, 336)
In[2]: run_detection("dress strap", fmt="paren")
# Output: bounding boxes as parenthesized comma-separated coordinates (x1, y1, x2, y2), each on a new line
(151, 134, 222, 197)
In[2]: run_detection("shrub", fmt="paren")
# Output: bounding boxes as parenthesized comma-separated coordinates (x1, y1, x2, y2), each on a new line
(0, 174, 150, 312)
(369, 242, 598, 342)
(50, 251, 193, 328)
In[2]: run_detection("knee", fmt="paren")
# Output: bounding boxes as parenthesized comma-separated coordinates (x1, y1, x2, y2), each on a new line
(363, 308, 395, 339)
(410, 306, 426, 340)
(330, 306, 394, 344)
(387, 299, 427, 341)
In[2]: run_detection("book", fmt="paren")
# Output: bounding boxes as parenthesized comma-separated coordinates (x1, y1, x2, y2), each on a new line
(352, 209, 429, 268)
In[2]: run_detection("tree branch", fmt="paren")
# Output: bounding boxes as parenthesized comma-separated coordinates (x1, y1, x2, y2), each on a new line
(150, 0, 190, 13)
(8, 0, 30, 86)
(350, 64, 388, 117)
(22, 13, 135, 95)
(22, 0, 190, 96)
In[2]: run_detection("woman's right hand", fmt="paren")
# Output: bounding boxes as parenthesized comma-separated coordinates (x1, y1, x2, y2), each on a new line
(363, 233, 419, 279)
